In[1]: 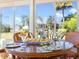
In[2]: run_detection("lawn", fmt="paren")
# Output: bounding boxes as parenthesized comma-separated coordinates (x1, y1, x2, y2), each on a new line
(1, 32, 13, 40)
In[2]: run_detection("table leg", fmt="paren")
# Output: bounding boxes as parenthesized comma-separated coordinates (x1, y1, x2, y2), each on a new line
(12, 55, 16, 59)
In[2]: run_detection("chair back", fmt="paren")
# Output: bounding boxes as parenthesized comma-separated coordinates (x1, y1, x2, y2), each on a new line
(26, 32, 34, 38)
(14, 32, 34, 42)
(13, 32, 22, 42)
(65, 32, 79, 46)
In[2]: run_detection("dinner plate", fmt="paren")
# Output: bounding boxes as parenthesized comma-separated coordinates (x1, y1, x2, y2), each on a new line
(6, 43, 20, 49)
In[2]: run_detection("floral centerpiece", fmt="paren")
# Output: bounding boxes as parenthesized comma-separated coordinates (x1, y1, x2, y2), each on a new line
(56, 29, 67, 40)
(19, 26, 31, 42)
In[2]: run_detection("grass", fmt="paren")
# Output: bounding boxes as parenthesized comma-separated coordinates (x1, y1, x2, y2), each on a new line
(1, 32, 13, 40)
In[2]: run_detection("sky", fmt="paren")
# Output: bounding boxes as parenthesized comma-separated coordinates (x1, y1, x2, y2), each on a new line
(0, 1, 77, 26)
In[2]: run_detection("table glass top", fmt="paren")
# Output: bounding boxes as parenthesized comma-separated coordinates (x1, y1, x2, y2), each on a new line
(6, 40, 73, 53)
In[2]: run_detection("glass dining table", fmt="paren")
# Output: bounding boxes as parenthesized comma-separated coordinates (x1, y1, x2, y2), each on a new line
(5, 40, 73, 59)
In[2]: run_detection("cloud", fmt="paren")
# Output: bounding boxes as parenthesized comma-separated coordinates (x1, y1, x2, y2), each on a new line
(70, 8, 77, 14)
(15, 17, 21, 22)
(56, 12, 63, 17)
(15, 17, 21, 24)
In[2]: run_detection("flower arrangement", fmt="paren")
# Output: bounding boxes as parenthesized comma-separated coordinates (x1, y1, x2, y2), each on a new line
(57, 29, 67, 40)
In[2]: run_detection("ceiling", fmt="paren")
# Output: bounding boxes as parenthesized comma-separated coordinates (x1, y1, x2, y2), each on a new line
(0, 0, 77, 8)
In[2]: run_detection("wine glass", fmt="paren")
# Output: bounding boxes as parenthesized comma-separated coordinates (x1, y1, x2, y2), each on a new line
(19, 34, 26, 43)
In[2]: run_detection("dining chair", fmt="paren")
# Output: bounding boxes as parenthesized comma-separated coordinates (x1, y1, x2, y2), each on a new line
(0, 49, 9, 59)
(14, 32, 34, 43)
(65, 32, 78, 59)
(14, 32, 22, 42)
(65, 32, 79, 45)
(26, 32, 34, 38)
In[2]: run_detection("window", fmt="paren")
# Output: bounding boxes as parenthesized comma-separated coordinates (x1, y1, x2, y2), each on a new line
(15, 6, 29, 33)
(0, 1, 77, 41)
(35, 1, 77, 39)
(36, 3, 55, 39)
(55, 1, 77, 39)
(1, 7, 13, 40)
(0, 5, 30, 40)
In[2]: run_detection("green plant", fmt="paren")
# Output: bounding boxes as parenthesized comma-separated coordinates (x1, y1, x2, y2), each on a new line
(1, 24, 11, 32)
(62, 17, 77, 32)
(57, 29, 67, 39)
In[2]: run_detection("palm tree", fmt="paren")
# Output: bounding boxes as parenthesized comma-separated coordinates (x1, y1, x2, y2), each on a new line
(56, 1, 72, 22)
(47, 16, 54, 30)
(21, 16, 29, 27)
(63, 14, 77, 21)
(38, 16, 43, 24)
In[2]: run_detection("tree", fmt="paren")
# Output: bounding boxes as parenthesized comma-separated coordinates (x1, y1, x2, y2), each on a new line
(21, 16, 29, 26)
(56, 1, 77, 32)
(56, 2, 72, 22)
(47, 16, 54, 30)
(36, 16, 43, 36)
(38, 16, 43, 23)
(67, 18, 77, 31)
(62, 15, 77, 32)
(1, 24, 11, 32)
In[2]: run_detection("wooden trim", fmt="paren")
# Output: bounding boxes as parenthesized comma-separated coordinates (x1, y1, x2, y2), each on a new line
(0, 0, 77, 8)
